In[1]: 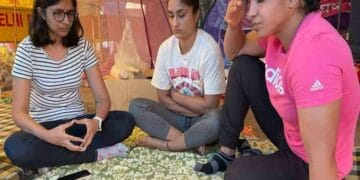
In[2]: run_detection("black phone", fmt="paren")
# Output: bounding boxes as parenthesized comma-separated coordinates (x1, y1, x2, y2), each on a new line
(58, 170, 91, 180)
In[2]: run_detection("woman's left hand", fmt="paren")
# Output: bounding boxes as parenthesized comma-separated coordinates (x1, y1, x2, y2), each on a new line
(170, 88, 180, 100)
(75, 118, 99, 150)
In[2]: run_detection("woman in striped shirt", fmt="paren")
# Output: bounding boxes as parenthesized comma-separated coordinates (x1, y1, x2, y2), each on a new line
(4, 0, 135, 175)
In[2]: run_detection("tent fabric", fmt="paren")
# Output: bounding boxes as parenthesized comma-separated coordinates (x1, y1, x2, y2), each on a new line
(78, 0, 172, 76)
(1, 0, 172, 75)
(202, 0, 251, 68)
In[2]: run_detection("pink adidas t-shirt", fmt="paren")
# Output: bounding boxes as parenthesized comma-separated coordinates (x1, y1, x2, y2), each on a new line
(260, 12, 360, 179)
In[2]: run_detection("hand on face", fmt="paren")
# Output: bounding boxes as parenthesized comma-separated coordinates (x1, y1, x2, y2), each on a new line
(45, 120, 86, 152)
(225, 0, 247, 27)
(74, 118, 99, 151)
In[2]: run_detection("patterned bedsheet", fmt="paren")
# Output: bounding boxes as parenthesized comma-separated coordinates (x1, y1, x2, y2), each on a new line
(36, 127, 277, 180)
(0, 103, 21, 179)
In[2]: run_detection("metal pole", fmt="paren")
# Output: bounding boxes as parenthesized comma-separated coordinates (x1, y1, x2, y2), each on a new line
(349, 0, 360, 61)
(337, 0, 343, 31)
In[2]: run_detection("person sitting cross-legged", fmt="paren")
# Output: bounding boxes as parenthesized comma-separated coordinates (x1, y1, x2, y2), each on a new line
(129, 0, 226, 155)
(4, 0, 135, 176)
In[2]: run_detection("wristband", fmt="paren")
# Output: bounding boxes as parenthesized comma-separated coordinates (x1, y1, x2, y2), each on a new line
(93, 116, 103, 132)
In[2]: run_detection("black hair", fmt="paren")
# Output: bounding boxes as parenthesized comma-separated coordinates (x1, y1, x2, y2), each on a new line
(303, 0, 320, 13)
(180, 0, 200, 13)
(30, 0, 83, 47)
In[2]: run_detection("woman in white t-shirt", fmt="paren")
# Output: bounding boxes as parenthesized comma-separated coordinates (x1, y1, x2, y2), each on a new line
(129, 0, 225, 154)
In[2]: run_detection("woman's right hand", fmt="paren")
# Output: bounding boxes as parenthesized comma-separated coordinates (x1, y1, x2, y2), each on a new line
(44, 121, 85, 152)
(225, 0, 247, 27)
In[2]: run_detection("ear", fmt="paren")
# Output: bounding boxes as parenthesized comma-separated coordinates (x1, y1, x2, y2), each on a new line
(194, 9, 200, 22)
(288, 0, 302, 9)
(37, 7, 45, 20)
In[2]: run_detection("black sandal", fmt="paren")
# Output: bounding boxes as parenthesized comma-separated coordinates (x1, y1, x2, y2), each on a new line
(236, 139, 263, 156)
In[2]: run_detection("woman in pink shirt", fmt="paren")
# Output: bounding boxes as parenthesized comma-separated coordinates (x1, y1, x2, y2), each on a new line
(195, 0, 360, 179)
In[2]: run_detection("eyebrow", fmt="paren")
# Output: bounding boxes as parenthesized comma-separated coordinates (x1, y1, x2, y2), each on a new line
(168, 9, 186, 14)
(51, 8, 75, 12)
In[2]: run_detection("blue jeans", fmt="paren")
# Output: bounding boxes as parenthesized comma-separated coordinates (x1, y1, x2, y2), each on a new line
(4, 111, 135, 169)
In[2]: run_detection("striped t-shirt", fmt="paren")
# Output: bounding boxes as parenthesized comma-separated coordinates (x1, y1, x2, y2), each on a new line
(12, 37, 97, 123)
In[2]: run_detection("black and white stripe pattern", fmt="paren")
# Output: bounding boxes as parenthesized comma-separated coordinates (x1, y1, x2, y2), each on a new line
(12, 37, 97, 123)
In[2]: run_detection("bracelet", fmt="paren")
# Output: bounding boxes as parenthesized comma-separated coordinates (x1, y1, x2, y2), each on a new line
(93, 116, 103, 132)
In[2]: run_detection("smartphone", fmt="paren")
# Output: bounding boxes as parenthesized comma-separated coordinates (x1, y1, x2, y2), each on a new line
(58, 170, 91, 180)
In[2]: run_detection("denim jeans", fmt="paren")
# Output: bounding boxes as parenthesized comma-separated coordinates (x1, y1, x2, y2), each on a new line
(4, 111, 135, 169)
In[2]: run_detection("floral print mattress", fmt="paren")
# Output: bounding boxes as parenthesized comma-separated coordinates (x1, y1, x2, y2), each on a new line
(36, 127, 277, 179)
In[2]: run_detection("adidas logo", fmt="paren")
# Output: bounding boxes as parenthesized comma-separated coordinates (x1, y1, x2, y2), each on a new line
(310, 80, 324, 92)
(265, 67, 284, 95)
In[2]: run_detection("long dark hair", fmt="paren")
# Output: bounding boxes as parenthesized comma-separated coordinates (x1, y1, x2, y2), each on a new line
(30, 0, 83, 47)
(304, 0, 320, 13)
(181, 0, 200, 13)
(167, 0, 200, 13)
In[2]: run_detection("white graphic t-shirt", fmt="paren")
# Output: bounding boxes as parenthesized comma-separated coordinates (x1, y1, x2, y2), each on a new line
(151, 29, 225, 96)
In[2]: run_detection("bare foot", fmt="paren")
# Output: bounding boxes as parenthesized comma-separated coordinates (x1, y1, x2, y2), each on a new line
(136, 136, 168, 151)
(194, 145, 206, 155)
